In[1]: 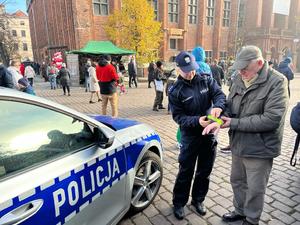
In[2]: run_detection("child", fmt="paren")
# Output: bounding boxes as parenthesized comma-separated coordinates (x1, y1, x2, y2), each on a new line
(118, 74, 126, 95)
(18, 77, 36, 95)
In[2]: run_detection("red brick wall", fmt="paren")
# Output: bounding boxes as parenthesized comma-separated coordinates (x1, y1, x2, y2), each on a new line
(28, 0, 76, 63)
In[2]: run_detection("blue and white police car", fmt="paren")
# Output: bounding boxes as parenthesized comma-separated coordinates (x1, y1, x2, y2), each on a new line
(0, 88, 163, 225)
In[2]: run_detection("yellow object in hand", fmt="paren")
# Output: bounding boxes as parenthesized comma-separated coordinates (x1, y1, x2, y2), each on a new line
(207, 114, 224, 125)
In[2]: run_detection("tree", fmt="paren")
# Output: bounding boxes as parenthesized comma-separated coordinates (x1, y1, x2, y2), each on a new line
(104, 0, 162, 64)
(0, 0, 19, 66)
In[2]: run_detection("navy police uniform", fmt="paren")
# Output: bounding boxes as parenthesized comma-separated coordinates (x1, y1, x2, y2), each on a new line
(169, 73, 226, 207)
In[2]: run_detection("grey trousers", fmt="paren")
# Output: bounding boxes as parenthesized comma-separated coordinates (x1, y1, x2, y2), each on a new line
(231, 155, 273, 224)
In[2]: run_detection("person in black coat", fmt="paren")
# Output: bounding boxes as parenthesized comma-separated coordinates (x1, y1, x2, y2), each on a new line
(128, 57, 137, 88)
(277, 57, 294, 97)
(147, 61, 155, 88)
(169, 51, 226, 220)
(0, 65, 14, 88)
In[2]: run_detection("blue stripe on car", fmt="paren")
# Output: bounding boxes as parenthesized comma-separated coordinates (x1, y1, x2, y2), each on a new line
(89, 115, 141, 131)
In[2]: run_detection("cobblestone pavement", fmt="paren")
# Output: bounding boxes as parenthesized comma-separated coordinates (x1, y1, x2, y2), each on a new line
(35, 75, 300, 225)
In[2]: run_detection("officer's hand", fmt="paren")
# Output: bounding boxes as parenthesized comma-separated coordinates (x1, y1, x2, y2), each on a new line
(220, 116, 231, 128)
(199, 116, 211, 127)
(211, 107, 223, 118)
(202, 122, 220, 135)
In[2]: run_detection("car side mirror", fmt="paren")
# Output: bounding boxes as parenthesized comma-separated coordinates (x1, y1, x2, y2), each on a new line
(93, 127, 114, 149)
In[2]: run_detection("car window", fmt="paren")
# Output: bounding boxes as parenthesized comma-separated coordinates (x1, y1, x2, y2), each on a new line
(0, 100, 96, 179)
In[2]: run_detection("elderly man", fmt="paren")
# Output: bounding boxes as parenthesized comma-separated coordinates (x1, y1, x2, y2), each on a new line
(204, 45, 288, 225)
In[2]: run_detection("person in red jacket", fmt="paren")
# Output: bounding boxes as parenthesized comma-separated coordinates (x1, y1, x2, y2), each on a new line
(19, 63, 25, 76)
(96, 55, 119, 117)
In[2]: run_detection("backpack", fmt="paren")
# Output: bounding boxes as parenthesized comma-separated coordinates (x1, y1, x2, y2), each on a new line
(290, 103, 300, 166)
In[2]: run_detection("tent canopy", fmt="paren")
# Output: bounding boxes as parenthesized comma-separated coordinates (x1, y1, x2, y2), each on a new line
(69, 41, 135, 55)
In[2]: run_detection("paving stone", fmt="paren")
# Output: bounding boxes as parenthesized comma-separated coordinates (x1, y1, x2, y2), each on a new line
(166, 215, 189, 225)
(35, 76, 300, 225)
(267, 219, 286, 225)
(291, 211, 300, 222)
(210, 205, 228, 218)
(272, 193, 298, 207)
(271, 210, 296, 224)
(149, 214, 172, 225)
(153, 199, 173, 216)
(185, 213, 207, 225)
(271, 200, 293, 213)
(132, 214, 152, 225)
(143, 204, 160, 218)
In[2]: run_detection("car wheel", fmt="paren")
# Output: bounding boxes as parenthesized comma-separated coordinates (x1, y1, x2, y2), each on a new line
(130, 151, 163, 213)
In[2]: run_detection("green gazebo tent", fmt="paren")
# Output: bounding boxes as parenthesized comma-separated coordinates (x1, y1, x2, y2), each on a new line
(70, 41, 135, 55)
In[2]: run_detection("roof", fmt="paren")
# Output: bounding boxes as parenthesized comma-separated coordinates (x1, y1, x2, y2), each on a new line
(69, 41, 135, 56)
(11, 10, 27, 17)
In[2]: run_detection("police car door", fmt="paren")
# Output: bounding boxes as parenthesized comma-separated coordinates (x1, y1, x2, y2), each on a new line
(0, 100, 127, 225)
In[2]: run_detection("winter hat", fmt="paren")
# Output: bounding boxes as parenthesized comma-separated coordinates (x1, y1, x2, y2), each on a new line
(232, 45, 262, 70)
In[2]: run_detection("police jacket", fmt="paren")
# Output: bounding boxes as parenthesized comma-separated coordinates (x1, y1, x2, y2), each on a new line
(169, 74, 226, 137)
(227, 62, 288, 158)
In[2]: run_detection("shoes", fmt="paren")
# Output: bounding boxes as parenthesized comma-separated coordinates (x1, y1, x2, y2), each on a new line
(241, 219, 258, 225)
(222, 211, 246, 222)
(173, 206, 185, 220)
(153, 108, 159, 111)
(220, 145, 231, 153)
(191, 200, 206, 216)
(68, 93, 71, 96)
(158, 106, 166, 109)
(98, 98, 102, 102)
(89, 101, 95, 104)
(63, 92, 66, 95)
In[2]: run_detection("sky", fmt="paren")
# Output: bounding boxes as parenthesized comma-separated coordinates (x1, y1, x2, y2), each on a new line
(3, 0, 27, 14)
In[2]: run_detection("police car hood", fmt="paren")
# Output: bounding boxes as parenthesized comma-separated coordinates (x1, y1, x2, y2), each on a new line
(89, 115, 141, 131)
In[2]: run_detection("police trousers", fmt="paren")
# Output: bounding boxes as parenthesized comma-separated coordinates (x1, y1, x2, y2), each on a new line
(173, 135, 216, 207)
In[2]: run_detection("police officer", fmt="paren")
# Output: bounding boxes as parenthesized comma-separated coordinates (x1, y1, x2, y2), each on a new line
(169, 51, 226, 220)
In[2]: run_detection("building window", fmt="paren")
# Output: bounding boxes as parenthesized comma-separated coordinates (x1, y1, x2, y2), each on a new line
(220, 51, 227, 60)
(93, 0, 109, 16)
(14, 43, 18, 51)
(12, 30, 17, 36)
(223, 0, 231, 27)
(207, 0, 215, 26)
(20, 21, 25, 25)
(149, 0, 158, 20)
(238, 2, 245, 28)
(205, 50, 212, 60)
(168, 0, 179, 23)
(23, 43, 28, 51)
(169, 39, 177, 50)
(188, 0, 198, 24)
(21, 30, 26, 37)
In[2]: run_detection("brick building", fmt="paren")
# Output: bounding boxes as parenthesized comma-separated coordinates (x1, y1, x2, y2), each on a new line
(27, 0, 300, 69)
(0, 5, 33, 62)
(26, 0, 239, 63)
(238, 0, 300, 70)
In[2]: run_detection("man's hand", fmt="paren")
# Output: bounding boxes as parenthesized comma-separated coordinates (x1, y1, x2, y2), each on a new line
(202, 122, 221, 135)
(210, 108, 222, 118)
(220, 116, 231, 128)
(199, 116, 211, 128)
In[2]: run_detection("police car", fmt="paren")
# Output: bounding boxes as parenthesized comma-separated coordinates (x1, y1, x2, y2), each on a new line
(0, 88, 163, 225)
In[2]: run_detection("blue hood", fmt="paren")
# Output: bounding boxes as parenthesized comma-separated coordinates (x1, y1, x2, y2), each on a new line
(192, 46, 212, 75)
(89, 115, 141, 131)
